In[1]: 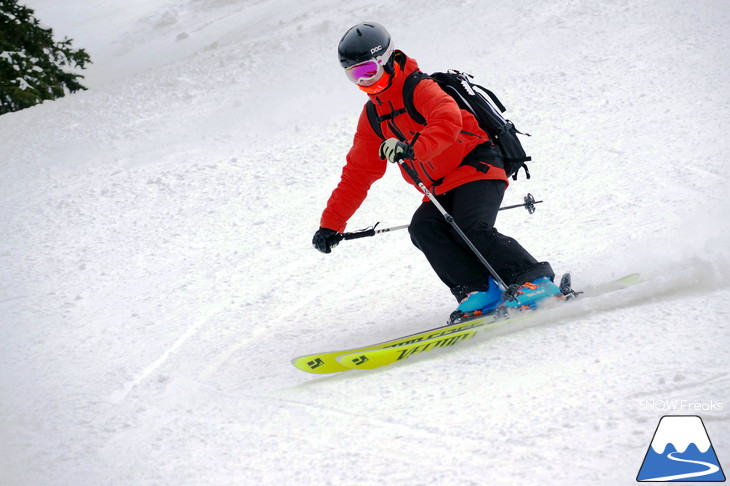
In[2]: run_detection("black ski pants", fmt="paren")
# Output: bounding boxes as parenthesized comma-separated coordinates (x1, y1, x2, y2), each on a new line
(408, 179, 554, 302)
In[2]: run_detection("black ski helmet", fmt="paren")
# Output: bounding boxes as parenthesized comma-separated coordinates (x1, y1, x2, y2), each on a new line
(338, 22, 393, 69)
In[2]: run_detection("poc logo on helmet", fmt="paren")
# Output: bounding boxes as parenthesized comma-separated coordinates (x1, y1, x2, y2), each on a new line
(370, 45, 383, 55)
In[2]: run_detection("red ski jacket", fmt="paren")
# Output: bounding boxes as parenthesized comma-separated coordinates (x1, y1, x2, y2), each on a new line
(320, 52, 508, 233)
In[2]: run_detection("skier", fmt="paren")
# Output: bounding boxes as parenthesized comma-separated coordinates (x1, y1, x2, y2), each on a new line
(312, 22, 561, 321)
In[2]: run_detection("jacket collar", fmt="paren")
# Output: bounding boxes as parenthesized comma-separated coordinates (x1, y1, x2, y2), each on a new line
(368, 51, 419, 103)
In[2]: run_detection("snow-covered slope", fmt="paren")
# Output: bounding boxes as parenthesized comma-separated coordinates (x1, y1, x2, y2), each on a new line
(1, 1, 729, 485)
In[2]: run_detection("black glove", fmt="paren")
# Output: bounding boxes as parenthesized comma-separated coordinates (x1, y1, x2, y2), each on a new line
(312, 227, 343, 254)
(378, 138, 414, 163)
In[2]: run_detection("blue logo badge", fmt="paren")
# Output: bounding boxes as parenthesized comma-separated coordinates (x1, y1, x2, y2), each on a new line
(637, 415, 725, 482)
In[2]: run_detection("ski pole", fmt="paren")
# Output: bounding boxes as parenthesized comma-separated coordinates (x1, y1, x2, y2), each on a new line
(391, 141, 519, 301)
(341, 194, 542, 240)
(499, 193, 542, 214)
(341, 223, 410, 240)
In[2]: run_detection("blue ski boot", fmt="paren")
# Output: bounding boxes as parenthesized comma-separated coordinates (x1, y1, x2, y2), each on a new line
(449, 277, 503, 323)
(500, 276, 563, 311)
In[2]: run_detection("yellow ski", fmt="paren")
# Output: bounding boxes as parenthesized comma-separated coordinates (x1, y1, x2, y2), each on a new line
(291, 313, 495, 374)
(336, 328, 479, 370)
(292, 273, 641, 374)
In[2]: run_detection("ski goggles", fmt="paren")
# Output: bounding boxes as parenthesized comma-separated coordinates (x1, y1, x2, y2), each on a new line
(344, 59, 384, 86)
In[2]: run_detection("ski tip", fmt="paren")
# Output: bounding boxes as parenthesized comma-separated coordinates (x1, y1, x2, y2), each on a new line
(617, 273, 641, 284)
(291, 355, 350, 374)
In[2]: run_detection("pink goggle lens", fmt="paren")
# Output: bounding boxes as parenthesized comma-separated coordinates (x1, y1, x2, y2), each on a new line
(345, 61, 380, 84)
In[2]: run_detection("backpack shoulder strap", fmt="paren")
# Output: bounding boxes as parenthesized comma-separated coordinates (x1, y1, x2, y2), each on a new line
(471, 82, 507, 113)
(402, 71, 430, 126)
(365, 100, 384, 139)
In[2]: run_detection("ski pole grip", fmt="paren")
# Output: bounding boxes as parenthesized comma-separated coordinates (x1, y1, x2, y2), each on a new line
(341, 228, 376, 240)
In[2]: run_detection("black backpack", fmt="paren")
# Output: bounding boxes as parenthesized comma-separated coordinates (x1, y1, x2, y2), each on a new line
(366, 69, 531, 180)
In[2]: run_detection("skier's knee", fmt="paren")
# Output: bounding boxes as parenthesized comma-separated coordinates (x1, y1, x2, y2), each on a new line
(408, 215, 429, 240)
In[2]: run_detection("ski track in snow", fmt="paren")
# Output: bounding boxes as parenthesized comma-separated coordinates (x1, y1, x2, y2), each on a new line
(2, 0, 730, 485)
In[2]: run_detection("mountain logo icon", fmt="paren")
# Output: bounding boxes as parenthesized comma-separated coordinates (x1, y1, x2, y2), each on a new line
(637, 415, 726, 482)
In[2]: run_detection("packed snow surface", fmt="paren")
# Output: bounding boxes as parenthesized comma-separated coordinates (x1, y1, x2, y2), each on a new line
(1, 1, 729, 485)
